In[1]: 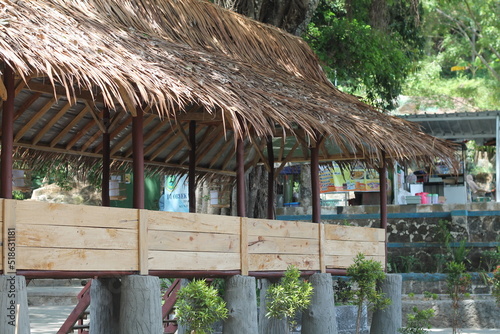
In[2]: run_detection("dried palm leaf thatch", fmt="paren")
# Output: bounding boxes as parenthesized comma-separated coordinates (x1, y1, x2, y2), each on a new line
(0, 0, 456, 169)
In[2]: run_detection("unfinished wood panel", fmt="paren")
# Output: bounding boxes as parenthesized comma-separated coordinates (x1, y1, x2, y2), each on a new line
(247, 218, 318, 239)
(324, 224, 384, 242)
(323, 240, 385, 257)
(148, 230, 240, 252)
(148, 211, 239, 234)
(138, 210, 148, 275)
(16, 224, 138, 249)
(319, 223, 326, 273)
(2, 200, 16, 274)
(240, 218, 248, 275)
(325, 255, 386, 269)
(148, 251, 240, 271)
(14, 201, 138, 229)
(248, 235, 318, 255)
(249, 254, 320, 271)
(17, 247, 138, 271)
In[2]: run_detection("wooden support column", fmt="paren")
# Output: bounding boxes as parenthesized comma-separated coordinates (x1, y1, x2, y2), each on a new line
(102, 107, 111, 207)
(1, 65, 14, 199)
(189, 120, 196, 213)
(266, 136, 275, 219)
(379, 151, 388, 270)
(236, 138, 246, 217)
(310, 142, 321, 223)
(132, 107, 144, 209)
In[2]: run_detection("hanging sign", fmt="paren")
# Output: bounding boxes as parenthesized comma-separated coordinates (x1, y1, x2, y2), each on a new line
(320, 162, 380, 193)
(161, 175, 189, 212)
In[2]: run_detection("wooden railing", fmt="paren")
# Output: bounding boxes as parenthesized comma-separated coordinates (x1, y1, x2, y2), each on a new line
(1, 199, 385, 275)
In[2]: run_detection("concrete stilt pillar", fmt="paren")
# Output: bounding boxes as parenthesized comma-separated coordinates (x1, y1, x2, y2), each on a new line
(90, 278, 121, 334)
(258, 278, 288, 334)
(0, 275, 30, 334)
(119, 275, 162, 334)
(302, 273, 337, 334)
(370, 274, 402, 334)
(223, 275, 258, 334)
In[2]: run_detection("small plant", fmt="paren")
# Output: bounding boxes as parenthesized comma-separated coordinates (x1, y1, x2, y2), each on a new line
(492, 265, 500, 306)
(445, 261, 472, 334)
(266, 265, 313, 331)
(408, 292, 415, 299)
(333, 278, 352, 305)
(175, 279, 228, 334)
(398, 306, 435, 334)
(399, 255, 420, 273)
(347, 253, 391, 334)
(423, 291, 438, 300)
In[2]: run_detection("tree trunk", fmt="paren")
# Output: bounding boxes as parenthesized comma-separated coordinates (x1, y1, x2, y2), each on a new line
(0, 275, 30, 334)
(223, 275, 258, 334)
(217, 0, 320, 36)
(90, 278, 121, 334)
(301, 273, 337, 334)
(119, 275, 163, 334)
(370, 274, 402, 334)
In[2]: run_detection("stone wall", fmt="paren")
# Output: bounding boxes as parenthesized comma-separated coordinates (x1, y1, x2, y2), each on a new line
(277, 202, 500, 273)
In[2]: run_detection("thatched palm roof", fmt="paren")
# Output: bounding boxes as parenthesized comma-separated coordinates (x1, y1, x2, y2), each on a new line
(0, 0, 455, 176)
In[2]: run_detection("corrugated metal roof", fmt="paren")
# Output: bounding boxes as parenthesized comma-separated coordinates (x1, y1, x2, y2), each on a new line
(399, 111, 500, 143)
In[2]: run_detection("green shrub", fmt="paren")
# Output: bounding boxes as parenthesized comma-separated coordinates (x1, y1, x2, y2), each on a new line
(175, 279, 228, 334)
(399, 306, 435, 334)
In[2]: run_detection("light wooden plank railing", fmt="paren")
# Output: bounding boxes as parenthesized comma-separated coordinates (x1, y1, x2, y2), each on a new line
(0, 199, 385, 274)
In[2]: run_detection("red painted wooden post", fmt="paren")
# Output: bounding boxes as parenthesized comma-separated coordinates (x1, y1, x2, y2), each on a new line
(101, 107, 110, 207)
(189, 120, 196, 213)
(132, 107, 145, 209)
(236, 138, 246, 217)
(379, 151, 388, 269)
(310, 141, 321, 223)
(267, 136, 275, 219)
(1, 64, 14, 199)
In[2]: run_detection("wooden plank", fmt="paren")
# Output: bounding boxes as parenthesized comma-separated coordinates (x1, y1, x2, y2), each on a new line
(149, 251, 240, 271)
(247, 218, 319, 239)
(240, 218, 248, 275)
(148, 211, 240, 234)
(16, 224, 137, 249)
(319, 223, 326, 273)
(248, 235, 318, 255)
(138, 210, 148, 275)
(14, 201, 138, 229)
(17, 248, 138, 271)
(324, 255, 386, 269)
(3, 200, 16, 274)
(324, 224, 384, 242)
(148, 230, 240, 252)
(323, 240, 385, 257)
(248, 254, 320, 272)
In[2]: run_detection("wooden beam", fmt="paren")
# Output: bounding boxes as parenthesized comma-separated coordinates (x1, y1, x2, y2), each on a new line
(65, 117, 95, 150)
(135, 119, 172, 157)
(132, 107, 144, 209)
(32, 101, 72, 145)
(107, 115, 155, 155)
(88, 101, 106, 134)
(175, 121, 191, 150)
(295, 132, 310, 160)
(175, 124, 209, 165)
(189, 120, 196, 213)
(102, 107, 111, 207)
(142, 127, 175, 158)
(209, 138, 233, 168)
(0, 92, 40, 137)
(236, 138, 246, 217)
(24, 81, 99, 102)
(0, 76, 7, 101)
(50, 103, 90, 147)
(93, 115, 131, 153)
(148, 126, 186, 161)
(250, 138, 270, 172)
(194, 126, 225, 165)
(14, 141, 236, 176)
(1, 66, 14, 198)
(14, 97, 56, 142)
(274, 141, 300, 179)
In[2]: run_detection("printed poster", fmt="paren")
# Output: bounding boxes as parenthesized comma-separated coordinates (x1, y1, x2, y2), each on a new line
(320, 163, 380, 193)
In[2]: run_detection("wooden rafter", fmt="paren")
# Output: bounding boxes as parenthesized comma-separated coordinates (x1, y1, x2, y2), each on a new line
(32, 101, 72, 145)
(175, 121, 191, 150)
(274, 141, 300, 179)
(14, 97, 56, 142)
(24, 81, 101, 103)
(108, 115, 156, 155)
(195, 127, 225, 165)
(208, 137, 233, 168)
(177, 124, 210, 165)
(65, 117, 97, 150)
(0, 92, 40, 137)
(50, 103, 91, 147)
(250, 138, 270, 172)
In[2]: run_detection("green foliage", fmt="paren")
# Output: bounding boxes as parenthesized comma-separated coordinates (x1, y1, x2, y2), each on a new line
(423, 291, 438, 300)
(481, 245, 500, 272)
(398, 306, 435, 334)
(266, 265, 313, 327)
(445, 261, 472, 334)
(175, 279, 228, 334)
(333, 278, 352, 305)
(492, 266, 500, 306)
(305, 0, 421, 109)
(347, 253, 391, 334)
(399, 255, 420, 273)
